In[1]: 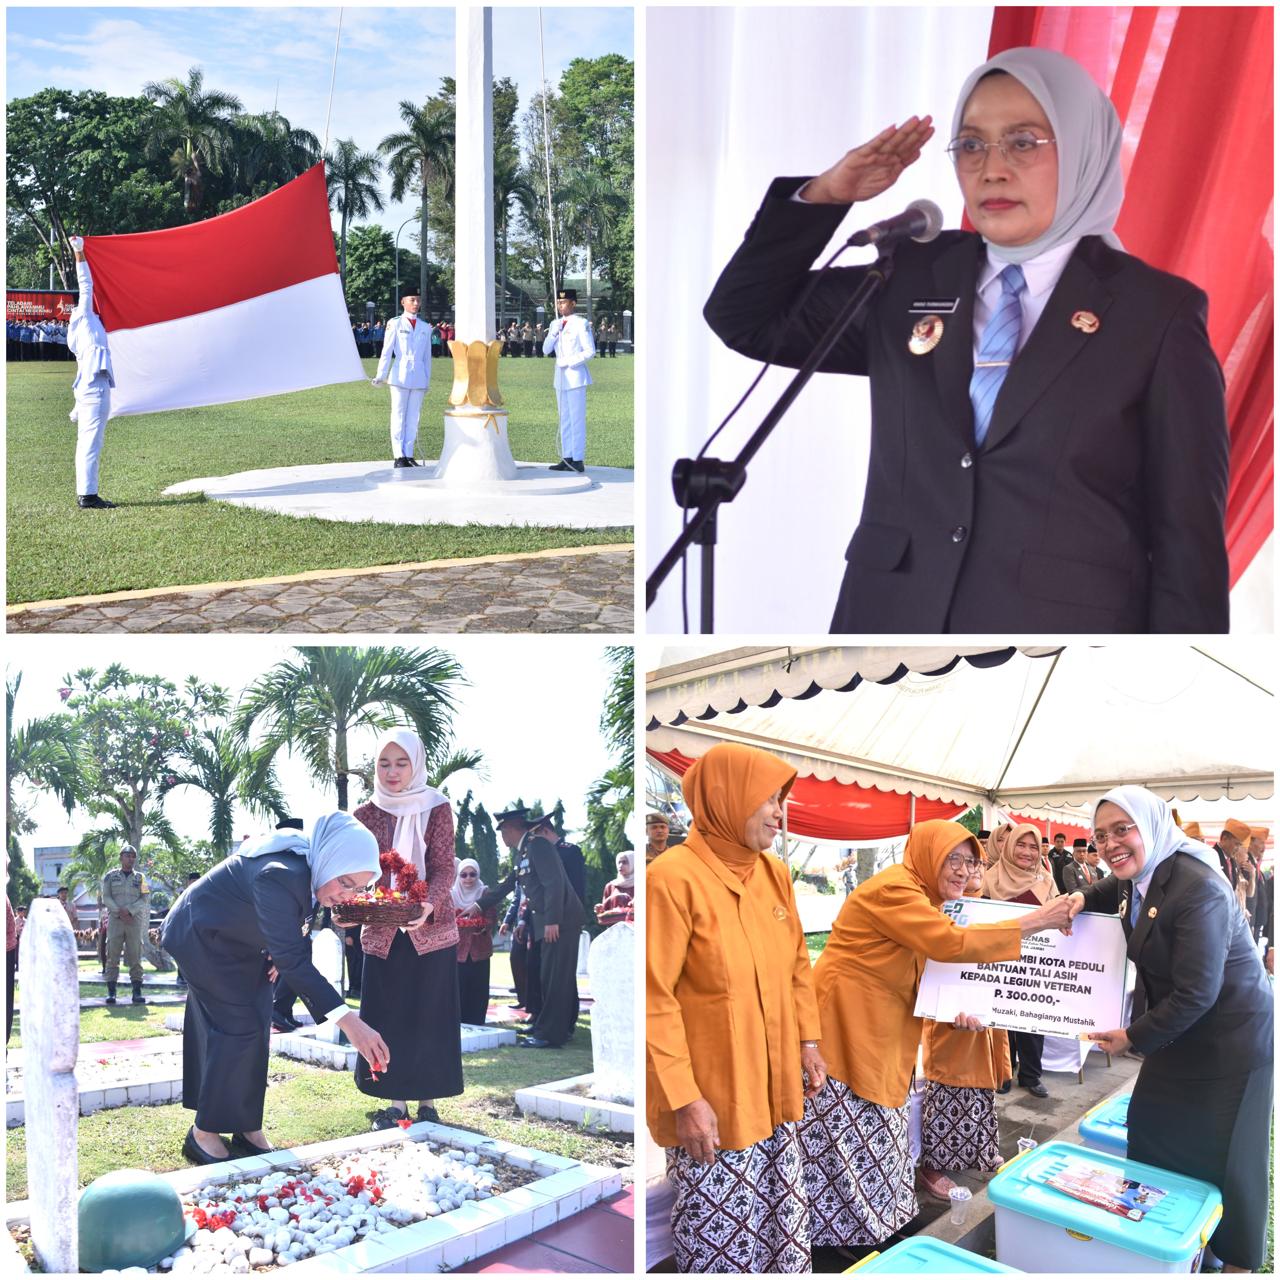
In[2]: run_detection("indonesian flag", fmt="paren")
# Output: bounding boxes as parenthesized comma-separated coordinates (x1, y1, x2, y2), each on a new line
(82, 163, 364, 418)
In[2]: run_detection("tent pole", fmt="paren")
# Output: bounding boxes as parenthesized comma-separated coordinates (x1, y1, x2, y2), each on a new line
(992, 649, 1063, 797)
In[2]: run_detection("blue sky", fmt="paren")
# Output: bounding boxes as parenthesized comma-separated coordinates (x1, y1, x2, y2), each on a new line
(6, 5, 634, 238)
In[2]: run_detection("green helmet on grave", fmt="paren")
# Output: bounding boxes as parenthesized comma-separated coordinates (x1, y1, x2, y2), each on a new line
(78, 1168, 190, 1272)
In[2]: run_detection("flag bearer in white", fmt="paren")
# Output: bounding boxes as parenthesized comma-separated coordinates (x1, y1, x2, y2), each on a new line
(372, 285, 433, 467)
(542, 288, 595, 473)
(67, 237, 117, 508)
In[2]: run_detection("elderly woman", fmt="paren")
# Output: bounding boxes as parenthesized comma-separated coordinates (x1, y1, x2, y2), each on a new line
(918, 857, 1011, 1199)
(1066, 786, 1273, 1274)
(596, 851, 636, 926)
(647, 743, 826, 1273)
(801, 820, 1073, 1248)
(704, 46, 1228, 634)
(983, 821, 1061, 1098)
(354, 729, 463, 1128)
(161, 813, 390, 1164)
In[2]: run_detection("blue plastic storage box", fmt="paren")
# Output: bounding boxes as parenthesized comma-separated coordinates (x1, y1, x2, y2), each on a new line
(845, 1237, 1021, 1272)
(1079, 1091, 1132, 1156)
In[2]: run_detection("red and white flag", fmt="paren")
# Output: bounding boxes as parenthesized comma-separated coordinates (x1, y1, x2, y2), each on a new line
(82, 163, 363, 418)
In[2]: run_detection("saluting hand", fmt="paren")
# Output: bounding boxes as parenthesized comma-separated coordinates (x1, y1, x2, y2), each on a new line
(803, 116, 935, 205)
(675, 1097, 721, 1166)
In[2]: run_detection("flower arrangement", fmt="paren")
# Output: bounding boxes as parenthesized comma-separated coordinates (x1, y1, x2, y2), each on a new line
(333, 849, 428, 925)
(455, 909, 491, 930)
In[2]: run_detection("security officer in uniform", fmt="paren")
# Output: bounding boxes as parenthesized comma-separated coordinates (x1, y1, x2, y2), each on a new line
(496, 807, 585, 1048)
(542, 288, 596, 473)
(101, 844, 150, 1005)
(372, 285, 433, 467)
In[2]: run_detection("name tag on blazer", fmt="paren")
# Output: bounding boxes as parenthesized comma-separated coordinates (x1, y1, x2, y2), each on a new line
(909, 298, 961, 314)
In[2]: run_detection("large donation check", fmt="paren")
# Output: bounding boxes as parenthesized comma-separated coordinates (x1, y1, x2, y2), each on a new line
(913, 898, 1129, 1037)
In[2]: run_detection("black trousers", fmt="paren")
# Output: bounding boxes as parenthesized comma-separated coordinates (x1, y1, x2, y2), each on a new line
(183, 978, 273, 1131)
(511, 934, 543, 1015)
(1007, 1029, 1043, 1086)
(6, 945, 17, 1043)
(271, 975, 297, 1020)
(526, 929, 579, 1046)
(458, 957, 491, 1025)
(344, 926, 363, 994)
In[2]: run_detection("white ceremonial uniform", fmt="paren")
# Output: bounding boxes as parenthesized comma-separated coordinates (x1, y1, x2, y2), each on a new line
(543, 313, 595, 462)
(67, 257, 115, 496)
(375, 313, 433, 458)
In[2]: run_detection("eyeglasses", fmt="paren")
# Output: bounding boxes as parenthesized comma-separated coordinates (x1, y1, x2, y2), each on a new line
(946, 130, 1056, 172)
(944, 853, 981, 872)
(1094, 821, 1140, 847)
(459, 872, 478, 879)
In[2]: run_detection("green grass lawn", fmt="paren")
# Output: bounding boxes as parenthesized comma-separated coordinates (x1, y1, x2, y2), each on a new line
(7, 357, 633, 603)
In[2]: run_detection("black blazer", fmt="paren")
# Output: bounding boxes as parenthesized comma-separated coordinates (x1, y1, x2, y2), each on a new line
(1079, 852, 1272, 1079)
(161, 851, 345, 1022)
(703, 179, 1230, 634)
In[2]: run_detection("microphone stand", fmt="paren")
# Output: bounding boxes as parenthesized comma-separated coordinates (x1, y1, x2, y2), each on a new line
(646, 243, 899, 631)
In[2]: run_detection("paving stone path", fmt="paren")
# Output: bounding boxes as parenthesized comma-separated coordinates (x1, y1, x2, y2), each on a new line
(8, 546, 633, 634)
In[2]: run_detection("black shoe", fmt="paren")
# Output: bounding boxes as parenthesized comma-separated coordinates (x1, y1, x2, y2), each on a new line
(517, 1037, 553, 1049)
(132, 982, 147, 1005)
(105, 982, 117, 1006)
(228, 1132, 274, 1157)
(271, 1016, 298, 1033)
(393, 457, 410, 468)
(78, 494, 117, 509)
(549, 459, 574, 472)
(370, 1106, 408, 1131)
(1022, 1081, 1049, 1099)
(416, 1105, 441, 1124)
(404, 456, 420, 467)
(996, 1079, 1012, 1095)
(568, 459, 586, 473)
(174, 978, 187, 989)
(183, 1127, 228, 1165)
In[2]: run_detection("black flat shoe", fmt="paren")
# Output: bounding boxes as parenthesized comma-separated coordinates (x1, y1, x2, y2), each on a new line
(568, 459, 586, 473)
(228, 1132, 274, 1157)
(416, 1105, 441, 1124)
(549, 459, 574, 472)
(517, 1037, 553, 1049)
(370, 1106, 408, 1131)
(393, 457, 410, 468)
(271, 1015, 299, 1032)
(183, 1127, 228, 1165)
(1022, 1081, 1050, 1099)
(996, 1079, 1012, 1095)
(77, 494, 117, 509)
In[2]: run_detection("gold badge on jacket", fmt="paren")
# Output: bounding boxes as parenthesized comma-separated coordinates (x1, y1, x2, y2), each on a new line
(1071, 310, 1100, 334)
(772, 906, 788, 921)
(908, 314, 944, 355)
(1147, 906, 1158, 919)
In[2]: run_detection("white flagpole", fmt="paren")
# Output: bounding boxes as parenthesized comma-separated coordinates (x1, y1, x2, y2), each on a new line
(323, 8, 344, 155)
(537, 8, 559, 293)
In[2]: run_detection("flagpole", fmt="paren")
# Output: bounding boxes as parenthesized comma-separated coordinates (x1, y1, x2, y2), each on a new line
(323, 8, 344, 155)
(537, 8, 558, 293)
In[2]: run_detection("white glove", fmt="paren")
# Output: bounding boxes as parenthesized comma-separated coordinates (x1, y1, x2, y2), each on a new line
(70, 236, 85, 251)
(548, 318, 563, 335)
(370, 378, 383, 387)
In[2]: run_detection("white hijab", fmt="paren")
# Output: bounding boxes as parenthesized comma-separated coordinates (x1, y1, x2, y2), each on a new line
(371, 728, 449, 879)
(451, 857, 486, 909)
(1093, 785, 1225, 895)
(952, 46, 1125, 264)
(238, 812, 379, 897)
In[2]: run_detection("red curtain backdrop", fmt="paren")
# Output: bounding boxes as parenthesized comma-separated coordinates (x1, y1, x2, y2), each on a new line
(988, 6, 1274, 586)
(1008, 812, 1092, 845)
(648, 749, 965, 842)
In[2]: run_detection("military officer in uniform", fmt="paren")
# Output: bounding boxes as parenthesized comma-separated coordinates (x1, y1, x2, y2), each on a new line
(372, 284, 433, 467)
(542, 288, 596, 473)
(496, 807, 584, 1048)
(102, 844, 149, 1005)
(529, 814, 587, 907)
(67, 236, 117, 509)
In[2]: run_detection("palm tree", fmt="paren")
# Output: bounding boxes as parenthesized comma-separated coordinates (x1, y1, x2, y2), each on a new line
(236, 110, 321, 193)
(6, 673, 81, 850)
(158, 727, 288, 856)
(494, 154, 534, 328)
(379, 100, 455, 310)
(326, 138, 385, 290)
(144, 67, 243, 214)
(600, 645, 634, 774)
(558, 167, 627, 326)
(234, 647, 468, 811)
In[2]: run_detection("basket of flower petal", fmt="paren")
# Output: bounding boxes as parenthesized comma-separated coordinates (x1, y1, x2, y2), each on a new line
(455, 912, 491, 930)
(332, 849, 429, 926)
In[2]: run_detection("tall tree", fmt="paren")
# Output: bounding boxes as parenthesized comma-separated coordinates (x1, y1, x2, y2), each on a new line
(234, 647, 467, 811)
(143, 67, 243, 214)
(234, 110, 321, 194)
(583, 646, 634, 922)
(469, 802, 501, 886)
(6, 673, 81, 855)
(494, 151, 534, 327)
(326, 138, 385, 290)
(379, 99, 455, 312)
(557, 167, 627, 325)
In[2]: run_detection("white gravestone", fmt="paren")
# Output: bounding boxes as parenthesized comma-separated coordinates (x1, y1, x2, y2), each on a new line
(310, 929, 347, 1044)
(586, 922, 634, 1104)
(18, 899, 81, 1273)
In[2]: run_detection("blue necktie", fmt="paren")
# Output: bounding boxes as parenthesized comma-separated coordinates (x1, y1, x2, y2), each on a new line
(970, 264, 1026, 446)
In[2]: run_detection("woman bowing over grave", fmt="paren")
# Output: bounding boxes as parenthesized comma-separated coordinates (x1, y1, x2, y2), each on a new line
(161, 813, 391, 1165)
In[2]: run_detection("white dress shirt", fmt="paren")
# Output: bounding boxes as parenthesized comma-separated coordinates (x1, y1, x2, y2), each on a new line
(973, 239, 1079, 359)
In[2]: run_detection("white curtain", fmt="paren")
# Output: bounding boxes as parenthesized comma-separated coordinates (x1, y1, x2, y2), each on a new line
(644, 7, 995, 632)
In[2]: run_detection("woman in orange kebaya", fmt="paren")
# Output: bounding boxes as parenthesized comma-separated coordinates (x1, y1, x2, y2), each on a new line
(647, 742, 826, 1273)
(800, 819, 1074, 1248)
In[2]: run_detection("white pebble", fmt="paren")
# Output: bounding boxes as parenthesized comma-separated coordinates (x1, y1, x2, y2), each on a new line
(465, 1152, 479, 1165)
(267, 1206, 289, 1223)
(422, 1201, 440, 1217)
(228, 1258, 249, 1275)
(248, 1248, 273, 1268)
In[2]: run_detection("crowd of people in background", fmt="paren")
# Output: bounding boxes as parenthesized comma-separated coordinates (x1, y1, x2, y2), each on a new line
(7, 317, 72, 360)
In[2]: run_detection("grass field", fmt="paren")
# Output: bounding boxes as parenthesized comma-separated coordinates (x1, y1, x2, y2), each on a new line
(6, 357, 633, 603)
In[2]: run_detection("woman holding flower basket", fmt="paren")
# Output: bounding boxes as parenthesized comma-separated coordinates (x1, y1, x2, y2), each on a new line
(452, 859, 504, 1025)
(348, 729, 464, 1129)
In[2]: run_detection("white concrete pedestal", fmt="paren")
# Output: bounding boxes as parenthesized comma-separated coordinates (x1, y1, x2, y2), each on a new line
(436, 409, 517, 482)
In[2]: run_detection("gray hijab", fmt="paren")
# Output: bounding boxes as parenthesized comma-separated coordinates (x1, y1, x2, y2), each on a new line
(238, 811, 379, 896)
(951, 46, 1125, 264)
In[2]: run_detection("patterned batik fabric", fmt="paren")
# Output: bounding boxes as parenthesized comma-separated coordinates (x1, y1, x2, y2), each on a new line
(799, 1077, 917, 1247)
(920, 1082, 1003, 1173)
(666, 1121, 811, 1273)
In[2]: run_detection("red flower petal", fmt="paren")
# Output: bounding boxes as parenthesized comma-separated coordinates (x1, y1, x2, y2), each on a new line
(395, 1117, 411, 1129)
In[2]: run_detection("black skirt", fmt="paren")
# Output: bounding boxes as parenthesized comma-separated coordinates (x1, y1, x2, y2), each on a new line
(458, 956, 491, 1025)
(1127, 1060, 1274, 1270)
(354, 932, 464, 1101)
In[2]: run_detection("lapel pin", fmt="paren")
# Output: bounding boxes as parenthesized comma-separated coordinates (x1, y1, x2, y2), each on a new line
(1071, 310, 1100, 334)
(909, 314, 944, 355)
(1147, 906, 1158, 919)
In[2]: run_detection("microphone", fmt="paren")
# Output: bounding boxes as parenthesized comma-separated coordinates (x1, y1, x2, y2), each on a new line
(847, 199, 944, 248)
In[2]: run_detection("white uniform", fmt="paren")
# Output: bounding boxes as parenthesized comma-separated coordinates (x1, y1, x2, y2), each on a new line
(543, 313, 595, 462)
(67, 258, 115, 496)
(375, 314, 433, 458)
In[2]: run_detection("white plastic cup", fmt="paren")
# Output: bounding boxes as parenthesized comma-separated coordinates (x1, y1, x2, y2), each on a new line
(1017, 1137, 1038, 1156)
(948, 1185, 972, 1225)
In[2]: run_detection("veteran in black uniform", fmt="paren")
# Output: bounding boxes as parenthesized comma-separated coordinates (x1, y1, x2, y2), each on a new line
(497, 807, 585, 1048)
(161, 813, 390, 1164)
(1066, 786, 1273, 1273)
(529, 813, 588, 906)
(703, 46, 1229, 634)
